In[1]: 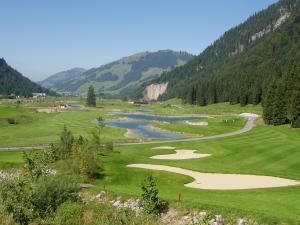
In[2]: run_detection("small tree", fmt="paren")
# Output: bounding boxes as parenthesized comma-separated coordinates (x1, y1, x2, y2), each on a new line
(59, 125, 74, 159)
(140, 175, 165, 215)
(86, 85, 96, 107)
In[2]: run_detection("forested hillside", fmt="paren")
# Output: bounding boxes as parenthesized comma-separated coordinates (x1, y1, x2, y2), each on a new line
(0, 58, 54, 97)
(144, 0, 300, 127)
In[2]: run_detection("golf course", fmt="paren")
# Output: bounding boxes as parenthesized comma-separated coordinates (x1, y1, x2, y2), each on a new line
(1, 98, 299, 224)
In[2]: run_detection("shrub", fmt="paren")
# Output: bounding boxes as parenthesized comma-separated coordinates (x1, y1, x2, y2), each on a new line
(0, 206, 14, 225)
(22, 150, 55, 181)
(7, 117, 18, 124)
(71, 137, 103, 179)
(0, 177, 34, 225)
(54, 201, 160, 225)
(30, 176, 79, 219)
(0, 175, 79, 224)
(140, 175, 166, 215)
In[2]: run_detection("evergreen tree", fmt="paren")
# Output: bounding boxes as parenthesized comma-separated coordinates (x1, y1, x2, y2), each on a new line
(263, 80, 277, 125)
(289, 69, 300, 128)
(86, 85, 96, 107)
(140, 175, 165, 215)
(290, 85, 300, 128)
(196, 84, 207, 106)
(272, 80, 288, 125)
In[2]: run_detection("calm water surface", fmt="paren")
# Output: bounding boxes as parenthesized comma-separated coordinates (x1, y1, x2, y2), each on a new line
(104, 113, 206, 139)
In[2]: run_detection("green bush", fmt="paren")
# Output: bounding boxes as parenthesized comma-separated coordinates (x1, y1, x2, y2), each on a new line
(53, 201, 160, 225)
(0, 177, 34, 225)
(140, 175, 167, 215)
(30, 176, 79, 219)
(7, 117, 18, 124)
(0, 176, 79, 225)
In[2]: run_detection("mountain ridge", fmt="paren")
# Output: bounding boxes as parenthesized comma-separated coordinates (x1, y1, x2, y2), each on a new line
(39, 50, 194, 95)
(0, 58, 54, 97)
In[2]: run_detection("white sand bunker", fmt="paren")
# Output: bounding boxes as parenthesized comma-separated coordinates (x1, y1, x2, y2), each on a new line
(127, 164, 300, 190)
(150, 150, 211, 160)
(185, 121, 208, 126)
(239, 113, 259, 119)
(152, 146, 175, 150)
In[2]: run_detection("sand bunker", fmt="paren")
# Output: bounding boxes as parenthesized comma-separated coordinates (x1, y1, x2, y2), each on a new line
(150, 150, 211, 160)
(152, 146, 175, 150)
(185, 121, 208, 126)
(127, 164, 300, 190)
(239, 113, 259, 119)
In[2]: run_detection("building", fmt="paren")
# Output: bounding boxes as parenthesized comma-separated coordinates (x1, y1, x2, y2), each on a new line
(32, 93, 46, 98)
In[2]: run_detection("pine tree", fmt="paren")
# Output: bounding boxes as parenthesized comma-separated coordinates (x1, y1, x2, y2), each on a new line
(86, 85, 96, 107)
(197, 84, 207, 106)
(289, 69, 300, 128)
(272, 80, 288, 125)
(290, 86, 300, 128)
(263, 80, 277, 125)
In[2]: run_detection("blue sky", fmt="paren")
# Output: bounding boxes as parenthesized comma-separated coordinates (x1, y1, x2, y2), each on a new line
(0, 0, 278, 81)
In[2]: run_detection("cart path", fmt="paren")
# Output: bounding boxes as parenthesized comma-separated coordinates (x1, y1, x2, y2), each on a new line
(0, 118, 254, 151)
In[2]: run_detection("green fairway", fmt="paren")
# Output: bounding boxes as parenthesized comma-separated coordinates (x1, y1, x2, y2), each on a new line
(155, 116, 247, 136)
(0, 150, 24, 169)
(0, 106, 127, 147)
(95, 125, 300, 224)
(1, 100, 299, 223)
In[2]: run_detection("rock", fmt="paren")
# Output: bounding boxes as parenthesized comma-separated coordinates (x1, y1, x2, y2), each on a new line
(199, 211, 207, 220)
(215, 214, 223, 223)
(209, 219, 216, 225)
(79, 183, 95, 189)
(112, 200, 121, 208)
(143, 83, 168, 101)
(237, 218, 245, 225)
(95, 191, 106, 202)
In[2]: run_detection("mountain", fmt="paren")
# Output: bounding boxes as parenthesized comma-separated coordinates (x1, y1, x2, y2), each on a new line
(146, 0, 299, 102)
(40, 50, 194, 95)
(38, 68, 86, 90)
(143, 0, 300, 127)
(0, 58, 54, 97)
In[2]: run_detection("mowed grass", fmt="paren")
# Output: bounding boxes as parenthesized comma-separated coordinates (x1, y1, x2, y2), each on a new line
(155, 116, 247, 136)
(0, 150, 25, 169)
(144, 99, 263, 115)
(95, 125, 300, 224)
(0, 106, 126, 146)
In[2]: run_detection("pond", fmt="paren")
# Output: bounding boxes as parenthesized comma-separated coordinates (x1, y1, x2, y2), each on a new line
(104, 113, 206, 139)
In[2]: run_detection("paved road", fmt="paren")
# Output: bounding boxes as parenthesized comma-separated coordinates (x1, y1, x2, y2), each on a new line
(117, 118, 254, 146)
(0, 118, 254, 151)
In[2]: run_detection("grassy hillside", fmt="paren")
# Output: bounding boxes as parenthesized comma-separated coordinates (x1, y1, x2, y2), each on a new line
(40, 50, 194, 95)
(38, 68, 86, 90)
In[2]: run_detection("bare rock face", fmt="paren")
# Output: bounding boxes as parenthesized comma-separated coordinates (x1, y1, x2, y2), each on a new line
(143, 82, 168, 101)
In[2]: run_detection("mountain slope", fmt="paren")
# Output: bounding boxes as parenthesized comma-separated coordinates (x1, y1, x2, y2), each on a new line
(38, 68, 86, 90)
(40, 50, 193, 95)
(147, 0, 298, 102)
(0, 58, 54, 97)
